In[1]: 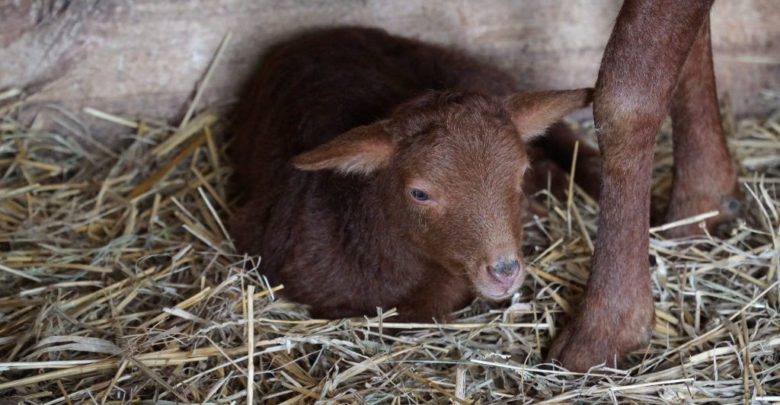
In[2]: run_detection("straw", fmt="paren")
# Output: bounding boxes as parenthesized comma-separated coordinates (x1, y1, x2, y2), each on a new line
(1, 84, 778, 402)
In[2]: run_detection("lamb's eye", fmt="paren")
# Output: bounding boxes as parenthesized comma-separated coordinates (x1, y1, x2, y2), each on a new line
(410, 189, 429, 202)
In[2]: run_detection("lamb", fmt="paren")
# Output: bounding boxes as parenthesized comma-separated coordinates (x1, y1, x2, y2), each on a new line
(230, 27, 593, 322)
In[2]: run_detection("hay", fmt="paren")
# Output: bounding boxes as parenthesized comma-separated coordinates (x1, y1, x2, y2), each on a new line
(0, 84, 778, 404)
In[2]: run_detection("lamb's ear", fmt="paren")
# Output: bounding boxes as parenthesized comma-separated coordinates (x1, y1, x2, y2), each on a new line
(291, 120, 394, 175)
(503, 88, 593, 141)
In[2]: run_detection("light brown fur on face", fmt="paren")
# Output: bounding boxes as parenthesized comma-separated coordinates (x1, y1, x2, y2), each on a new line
(230, 27, 593, 322)
(383, 94, 529, 300)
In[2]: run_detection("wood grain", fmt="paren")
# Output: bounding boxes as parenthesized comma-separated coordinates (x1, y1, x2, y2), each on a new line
(0, 0, 777, 139)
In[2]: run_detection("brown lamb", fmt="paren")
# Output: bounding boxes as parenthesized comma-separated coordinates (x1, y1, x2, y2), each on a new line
(230, 27, 594, 322)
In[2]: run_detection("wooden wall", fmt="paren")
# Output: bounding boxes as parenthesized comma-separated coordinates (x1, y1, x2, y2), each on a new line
(1, 0, 778, 137)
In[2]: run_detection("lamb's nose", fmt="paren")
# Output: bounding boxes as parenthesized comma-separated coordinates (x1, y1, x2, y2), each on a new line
(487, 259, 520, 286)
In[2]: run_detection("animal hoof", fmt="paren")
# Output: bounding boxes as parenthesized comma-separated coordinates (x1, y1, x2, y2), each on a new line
(546, 301, 654, 372)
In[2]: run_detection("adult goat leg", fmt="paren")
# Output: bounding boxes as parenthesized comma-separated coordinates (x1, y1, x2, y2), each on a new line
(547, 0, 714, 371)
(664, 17, 739, 237)
(534, 122, 602, 200)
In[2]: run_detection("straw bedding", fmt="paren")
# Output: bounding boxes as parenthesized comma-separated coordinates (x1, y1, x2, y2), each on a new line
(0, 82, 778, 404)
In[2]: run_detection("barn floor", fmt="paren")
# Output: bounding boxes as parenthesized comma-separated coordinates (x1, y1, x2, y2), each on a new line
(0, 84, 778, 404)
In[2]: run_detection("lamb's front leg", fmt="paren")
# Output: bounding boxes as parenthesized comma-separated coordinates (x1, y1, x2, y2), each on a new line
(395, 272, 473, 323)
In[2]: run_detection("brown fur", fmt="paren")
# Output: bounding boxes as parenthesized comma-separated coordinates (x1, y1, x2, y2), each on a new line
(546, 0, 740, 371)
(230, 27, 592, 322)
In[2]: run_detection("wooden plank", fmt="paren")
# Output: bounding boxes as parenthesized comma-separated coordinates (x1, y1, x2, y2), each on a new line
(0, 0, 777, 140)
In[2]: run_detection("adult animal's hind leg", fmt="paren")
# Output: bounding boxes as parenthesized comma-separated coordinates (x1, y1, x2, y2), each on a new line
(534, 122, 602, 200)
(523, 145, 571, 202)
(664, 17, 739, 237)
